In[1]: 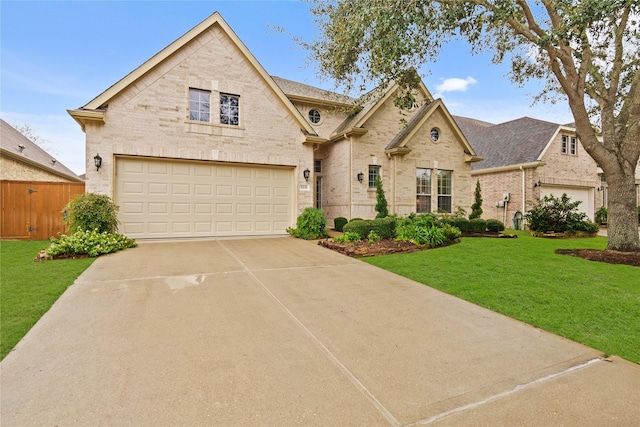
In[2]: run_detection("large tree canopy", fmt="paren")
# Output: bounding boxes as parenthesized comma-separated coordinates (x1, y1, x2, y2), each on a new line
(308, 0, 640, 252)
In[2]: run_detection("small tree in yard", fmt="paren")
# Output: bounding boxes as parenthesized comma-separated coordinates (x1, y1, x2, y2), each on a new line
(470, 180, 483, 220)
(375, 177, 388, 218)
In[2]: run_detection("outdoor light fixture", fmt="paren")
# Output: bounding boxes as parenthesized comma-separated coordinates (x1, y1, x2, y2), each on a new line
(17, 144, 25, 153)
(303, 168, 310, 181)
(357, 172, 364, 183)
(94, 154, 102, 171)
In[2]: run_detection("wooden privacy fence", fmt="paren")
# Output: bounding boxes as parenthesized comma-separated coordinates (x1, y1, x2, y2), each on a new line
(1, 181, 85, 240)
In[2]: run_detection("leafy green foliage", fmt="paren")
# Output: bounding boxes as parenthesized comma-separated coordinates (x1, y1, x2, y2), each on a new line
(64, 193, 119, 234)
(367, 230, 382, 244)
(525, 193, 598, 233)
(468, 218, 487, 233)
(374, 177, 388, 218)
(46, 229, 137, 258)
(469, 180, 483, 219)
(332, 231, 362, 243)
(334, 216, 348, 232)
(486, 219, 505, 232)
(343, 217, 395, 240)
(394, 213, 456, 247)
(450, 217, 470, 232)
(307, 0, 640, 251)
(287, 207, 328, 239)
(595, 206, 608, 225)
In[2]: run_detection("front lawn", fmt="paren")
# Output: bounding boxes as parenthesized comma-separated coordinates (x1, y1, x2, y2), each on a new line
(363, 232, 640, 364)
(1, 240, 95, 360)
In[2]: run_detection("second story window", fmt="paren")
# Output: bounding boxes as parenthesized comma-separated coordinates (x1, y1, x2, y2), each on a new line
(220, 94, 240, 126)
(189, 88, 211, 122)
(368, 165, 380, 189)
(562, 135, 577, 155)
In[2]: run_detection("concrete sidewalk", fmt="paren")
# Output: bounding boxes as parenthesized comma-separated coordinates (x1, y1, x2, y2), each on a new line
(2, 237, 638, 426)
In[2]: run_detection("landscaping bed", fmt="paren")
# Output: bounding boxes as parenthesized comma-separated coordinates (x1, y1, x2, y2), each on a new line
(556, 248, 640, 267)
(319, 238, 461, 257)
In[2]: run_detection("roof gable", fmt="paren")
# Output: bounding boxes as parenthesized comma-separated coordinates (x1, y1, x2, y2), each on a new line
(69, 12, 316, 135)
(0, 119, 82, 181)
(456, 116, 561, 170)
(385, 100, 480, 160)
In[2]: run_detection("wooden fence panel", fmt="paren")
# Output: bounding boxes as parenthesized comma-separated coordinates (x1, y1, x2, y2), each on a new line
(1, 181, 85, 240)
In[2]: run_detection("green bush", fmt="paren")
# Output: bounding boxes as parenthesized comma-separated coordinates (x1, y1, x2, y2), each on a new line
(332, 231, 361, 243)
(595, 206, 608, 225)
(486, 219, 505, 232)
(396, 224, 447, 246)
(469, 218, 487, 233)
(367, 230, 382, 244)
(375, 177, 389, 218)
(349, 218, 363, 222)
(287, 207, 328, 239)
(469, 180, 483, 219)
(334, 217, 348, 232)
(525, 193, 593, 233)
(568, 220, 599, 233)
(46, 229, 136, 258)
(64, 193, 119, 234)
(450, 217, 470, 232)
(343, 217, 395, 240)
(441, 223, 462, 241)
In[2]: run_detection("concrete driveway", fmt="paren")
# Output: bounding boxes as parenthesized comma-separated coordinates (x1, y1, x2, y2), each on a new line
(2, 237, 638, 426)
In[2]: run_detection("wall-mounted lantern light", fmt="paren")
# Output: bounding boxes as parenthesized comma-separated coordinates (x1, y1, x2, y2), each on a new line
(357, 172, 364, 183)
(17, 144, 25, 153)
(94, 153, 102, 171)
(533, 180, 541, 188)
(303, 168, 310, 181)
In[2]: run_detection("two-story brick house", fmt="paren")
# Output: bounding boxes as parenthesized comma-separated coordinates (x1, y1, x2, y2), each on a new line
(455, 116, 605, 226)
(69, 12, 480, 239)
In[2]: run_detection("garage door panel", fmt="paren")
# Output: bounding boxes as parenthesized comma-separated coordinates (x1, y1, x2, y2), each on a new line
(116, 158, 294, 238)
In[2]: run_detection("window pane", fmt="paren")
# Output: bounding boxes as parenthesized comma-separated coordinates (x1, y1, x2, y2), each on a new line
(189, 88, 210, 123)
(368, 165, 380, 189)
(220, 94, 240, 126)
(437, 170, 452, 213)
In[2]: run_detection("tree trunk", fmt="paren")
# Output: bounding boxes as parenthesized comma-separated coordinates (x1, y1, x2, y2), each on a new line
(605, 169, 640, 252)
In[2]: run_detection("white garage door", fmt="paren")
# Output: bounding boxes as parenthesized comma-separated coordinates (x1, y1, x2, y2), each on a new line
(540, 185, 594, 221)
(115, 157, 294, 238)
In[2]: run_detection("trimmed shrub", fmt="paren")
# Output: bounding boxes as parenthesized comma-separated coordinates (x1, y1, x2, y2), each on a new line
(64, 193, 119, 234)
(450, 217, 470, 232)
(441, 223, 462, 241)
(469, 218, 487, 233)
(343, 220, 370, 240)
(349, 218, 363, 222)
(374, 177, 389, 218)
(343, 217, 396, 240)
(334, 217, 348, 232)
(287, 207, 328, 239)
(486, 219, 505, 232)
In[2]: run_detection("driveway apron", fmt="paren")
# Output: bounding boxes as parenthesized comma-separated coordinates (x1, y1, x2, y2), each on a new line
(2, 237, 638, 426)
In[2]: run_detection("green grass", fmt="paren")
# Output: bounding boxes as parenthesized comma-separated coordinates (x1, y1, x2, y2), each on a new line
(364, 232, 640, 363)
(1, 240, 95, 360)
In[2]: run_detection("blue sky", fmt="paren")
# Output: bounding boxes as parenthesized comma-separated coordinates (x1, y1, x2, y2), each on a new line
(1, 0, 574, 175)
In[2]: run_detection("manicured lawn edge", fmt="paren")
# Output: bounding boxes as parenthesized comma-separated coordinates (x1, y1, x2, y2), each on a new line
(363, 232, 640, 364)
(1, 240, 95, 360)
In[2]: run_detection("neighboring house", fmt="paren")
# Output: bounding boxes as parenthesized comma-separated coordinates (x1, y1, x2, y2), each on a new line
(1, 119, 82, 183)
(455, 115, 608, 226)
(69, 12, 480, 239)
(1, 119, 84, 240)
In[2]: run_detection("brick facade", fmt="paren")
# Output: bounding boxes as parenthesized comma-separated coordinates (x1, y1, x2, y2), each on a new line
(1, 156, 72, 183)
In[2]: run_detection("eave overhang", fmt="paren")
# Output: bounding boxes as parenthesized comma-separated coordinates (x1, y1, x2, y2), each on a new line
(471, 161, 546, 175)
(385, 147, 412, 156)
(67, 109, 106, 132)
(329, 127, 368, 142)
(0, 149, 84, 182)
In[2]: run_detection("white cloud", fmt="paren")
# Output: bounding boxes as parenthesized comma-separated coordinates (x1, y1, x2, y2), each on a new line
(436, 76, 478, 94)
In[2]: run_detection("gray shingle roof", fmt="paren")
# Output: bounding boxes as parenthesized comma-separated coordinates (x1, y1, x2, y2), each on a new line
(454, 116, 560, 170)
(271, 76, 355, 106)
(386, 100, 439, 150)
(1, 119, 82, 181)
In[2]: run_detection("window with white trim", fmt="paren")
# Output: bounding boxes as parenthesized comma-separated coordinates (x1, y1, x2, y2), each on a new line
(368, 165, 380, 189)
(220, 94, 240, 126)
(416, 168, 432, 213)
(562, 135, 577, 155)
(437, 170, 452, 213)
(189, 88, 211, 122)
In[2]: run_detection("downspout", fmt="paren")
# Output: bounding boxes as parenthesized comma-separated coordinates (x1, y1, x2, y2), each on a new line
(520, 166, 526, 214)
(348, 134, 353, 219)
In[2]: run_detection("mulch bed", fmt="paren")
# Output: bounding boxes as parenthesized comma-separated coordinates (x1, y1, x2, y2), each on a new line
(555, 249, 640, 267)
(319, 238, 425, 257)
